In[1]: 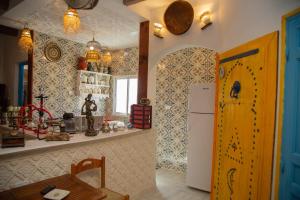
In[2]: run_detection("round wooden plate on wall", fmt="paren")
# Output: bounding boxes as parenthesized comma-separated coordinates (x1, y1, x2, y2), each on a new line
(44, 42, 62, 62)
(164, 0, 194, 35)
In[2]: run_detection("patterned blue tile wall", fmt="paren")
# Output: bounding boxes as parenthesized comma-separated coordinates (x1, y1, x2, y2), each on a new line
(106, 48, 139, 119)
(32, 32, 86, 118)
(155, 47, 216, 172)
(32, 32, 138, 118)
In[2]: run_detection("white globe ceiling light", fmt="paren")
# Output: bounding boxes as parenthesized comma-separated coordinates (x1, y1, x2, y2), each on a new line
(85, 34, 102, 63)
(86, 36, 101, 52)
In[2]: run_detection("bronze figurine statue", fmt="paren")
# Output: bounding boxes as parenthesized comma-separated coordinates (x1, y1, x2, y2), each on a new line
(81, 94, 98, 136)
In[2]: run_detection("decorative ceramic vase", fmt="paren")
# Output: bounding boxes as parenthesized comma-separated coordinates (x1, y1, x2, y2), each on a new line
(99, 66, 104, 73)
(81, 74, 87, 83)
(107, 67, 112, 74)
(103, 67, 108, 74)
(101, 121, 111, 133)
(113, 124, 118, 132)
(92, 63, 98, 72)
(139, 98, 151, 105)
(88, 76, 95, 84)
(78, 57, 87, 70)
(87, 62, 93, 71)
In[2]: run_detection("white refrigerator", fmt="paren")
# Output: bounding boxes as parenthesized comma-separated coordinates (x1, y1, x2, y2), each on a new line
(186, 83, 215, 192)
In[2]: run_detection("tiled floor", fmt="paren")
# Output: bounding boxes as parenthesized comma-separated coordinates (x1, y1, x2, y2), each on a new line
(136, 169, 210, 200)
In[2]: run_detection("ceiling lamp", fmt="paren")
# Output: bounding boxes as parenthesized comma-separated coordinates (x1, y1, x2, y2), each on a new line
(18, 26, 33, 52)
(86, 36, 101, 52)
(86, 49, 101, 63)
(101, 47, 112, 66)
(64, 8, 80, 33)
(85, 35, 101, 63)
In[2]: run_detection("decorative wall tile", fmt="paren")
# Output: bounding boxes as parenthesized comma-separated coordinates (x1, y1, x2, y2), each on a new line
(0, 131, 156, 199)
(32, 32, 85, 118)
(155, 47, 216, 172)
(110, 48, 139, 76)
(32, 32, 138, 118)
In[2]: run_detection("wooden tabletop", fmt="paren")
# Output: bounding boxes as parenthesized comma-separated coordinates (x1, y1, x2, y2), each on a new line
(0, 174, 107, 200)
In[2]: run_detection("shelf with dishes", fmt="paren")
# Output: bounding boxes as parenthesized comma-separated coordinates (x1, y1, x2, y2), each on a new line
(80, 83, 110, 88)
(76, 70, 111, 98)
(77, 87, 110, 98)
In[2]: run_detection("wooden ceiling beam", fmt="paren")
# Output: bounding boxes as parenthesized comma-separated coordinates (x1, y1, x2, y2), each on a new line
(0, 0, 9, 15)
(0, 0, 25, 15)
(0, 0, 9, 10)
(0, 25, 19, 37)
(137, 21, 149, 101)
(123, 0, 145, 6)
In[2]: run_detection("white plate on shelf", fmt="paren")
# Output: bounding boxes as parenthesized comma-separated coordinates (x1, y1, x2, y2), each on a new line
(43, 189, 70, 200)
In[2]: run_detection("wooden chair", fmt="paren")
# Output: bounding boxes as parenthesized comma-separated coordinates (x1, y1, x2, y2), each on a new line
(71, 156, 130, 200)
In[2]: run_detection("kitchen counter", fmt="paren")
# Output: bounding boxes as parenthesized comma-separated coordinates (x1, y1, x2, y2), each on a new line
(0, 128, 155, 199)
(0, 128, 144, 157)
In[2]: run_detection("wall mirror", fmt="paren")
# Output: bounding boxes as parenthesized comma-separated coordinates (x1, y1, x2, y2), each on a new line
(0, 25, 33, 111)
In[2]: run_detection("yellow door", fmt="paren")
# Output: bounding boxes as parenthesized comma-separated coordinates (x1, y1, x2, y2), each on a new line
(211, 32, 278, 200)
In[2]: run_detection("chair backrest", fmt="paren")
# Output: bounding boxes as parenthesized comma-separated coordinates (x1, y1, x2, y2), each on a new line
(71, 156, 105, 188)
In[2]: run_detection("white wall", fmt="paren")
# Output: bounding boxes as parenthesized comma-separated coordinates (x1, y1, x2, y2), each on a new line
(130, 0, 300, 102)
(0, 33, 28, 105)
(130, 0, 222, 105)
(219, 0, 300, 51)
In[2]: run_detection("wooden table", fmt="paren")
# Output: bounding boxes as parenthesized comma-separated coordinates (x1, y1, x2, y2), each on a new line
(0, 174, 107, 200)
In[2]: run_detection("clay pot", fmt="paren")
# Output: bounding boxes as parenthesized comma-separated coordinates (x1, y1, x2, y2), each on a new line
(78, 57, 87, 70)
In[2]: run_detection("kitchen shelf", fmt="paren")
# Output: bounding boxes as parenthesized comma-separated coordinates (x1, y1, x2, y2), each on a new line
(78, 70, 112, 77)
(76, 70, 111, 98)
(80, 83, 110, 88)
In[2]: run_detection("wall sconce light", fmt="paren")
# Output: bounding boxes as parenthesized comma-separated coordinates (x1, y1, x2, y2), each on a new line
(199, 11, 212, 30)
(153, 23, 164, 38)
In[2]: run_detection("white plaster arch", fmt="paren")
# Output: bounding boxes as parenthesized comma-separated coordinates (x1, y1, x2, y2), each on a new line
(152, 45, 216, 171)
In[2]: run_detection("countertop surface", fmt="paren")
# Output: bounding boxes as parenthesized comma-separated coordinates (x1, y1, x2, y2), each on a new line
(0, 128, 146, 157)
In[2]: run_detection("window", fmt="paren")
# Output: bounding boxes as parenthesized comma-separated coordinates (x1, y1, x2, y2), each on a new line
(114, 77, 138, 115)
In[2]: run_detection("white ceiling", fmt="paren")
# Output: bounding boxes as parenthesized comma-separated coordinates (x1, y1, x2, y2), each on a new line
(128, 0, 176, 19)
(128, 0, 213, 24)
(0, 0, 145, 49)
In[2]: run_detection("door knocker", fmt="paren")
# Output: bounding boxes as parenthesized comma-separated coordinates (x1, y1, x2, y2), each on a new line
(230, 81, 241, 99)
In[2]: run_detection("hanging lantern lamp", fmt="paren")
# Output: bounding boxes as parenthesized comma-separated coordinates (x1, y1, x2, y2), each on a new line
(101, 47, 112, 66)
(85, 34, 101, 63)
(18, 26, 33, 52)
(86, 49, 101, 63)
(64, 7, 80, 33)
